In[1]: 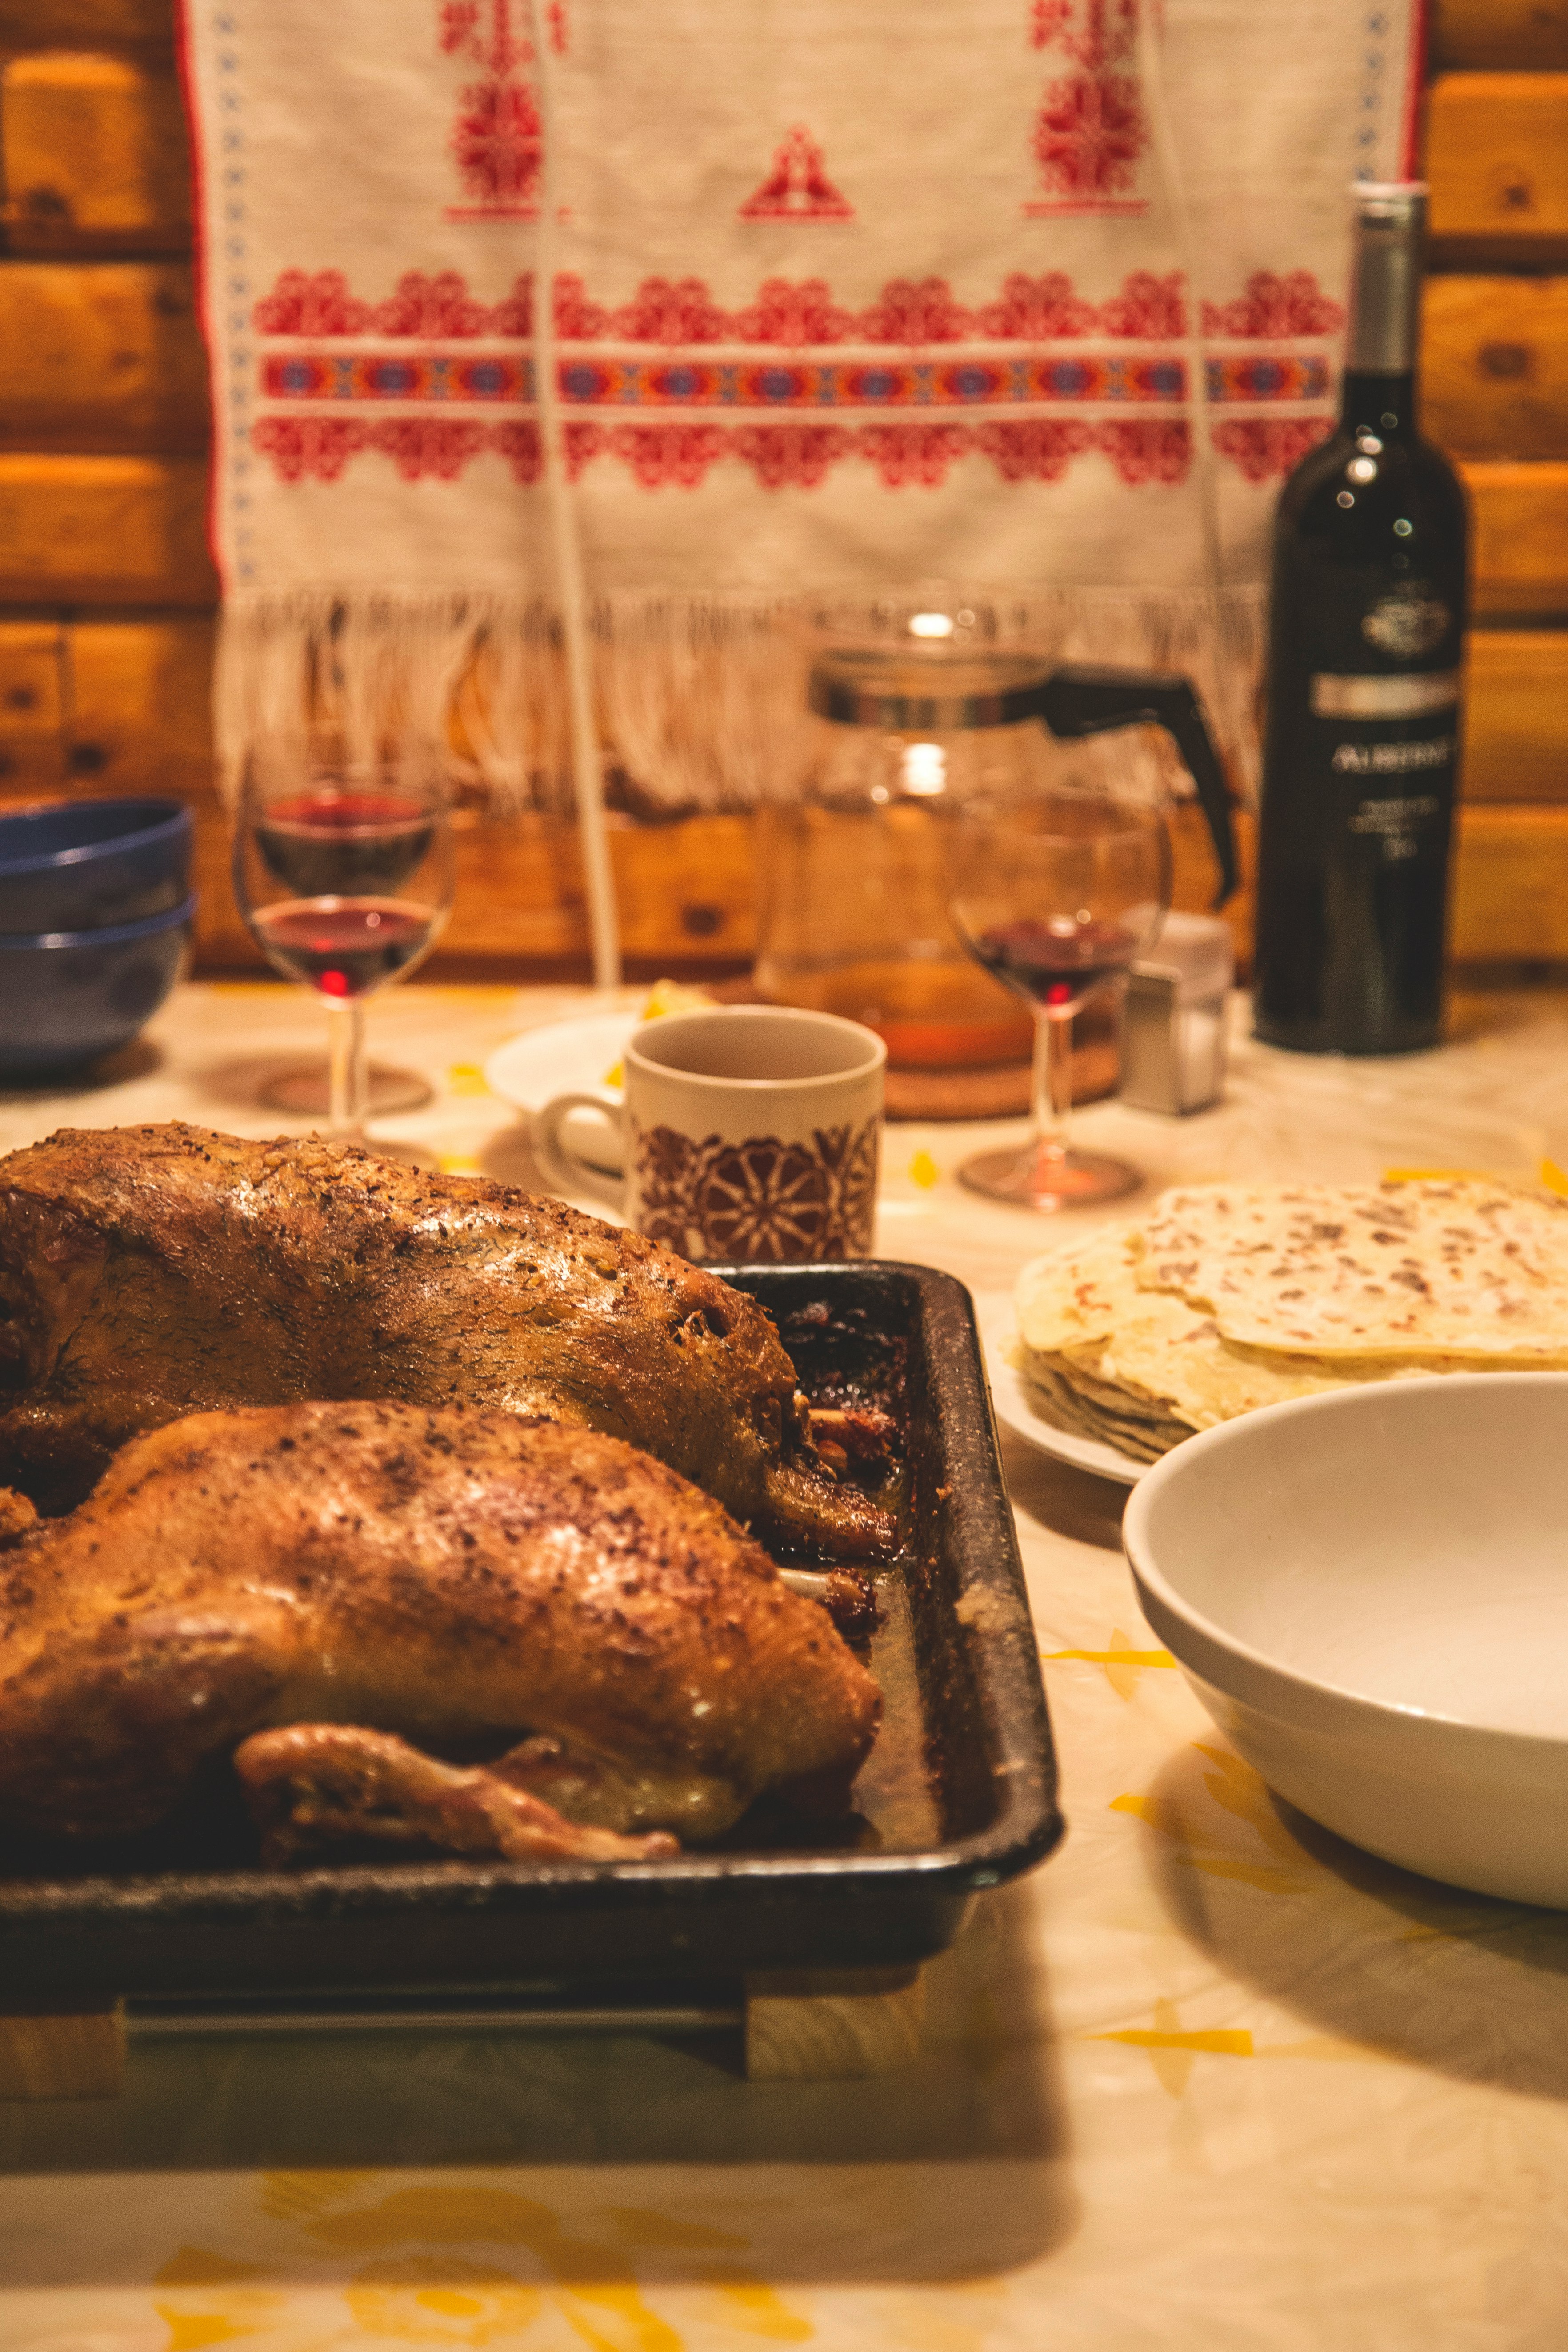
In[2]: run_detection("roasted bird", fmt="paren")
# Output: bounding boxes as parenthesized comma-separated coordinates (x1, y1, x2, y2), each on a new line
(0, 1402, 881, 1847)
(0, 1121, 890, 1555)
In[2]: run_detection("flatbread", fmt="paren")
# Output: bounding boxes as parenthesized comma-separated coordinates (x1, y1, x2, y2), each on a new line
(1136, 1180, 1568, 1360)
(1009, 1176, 1568, 1469)
(1010, 1347, 1178, 1463)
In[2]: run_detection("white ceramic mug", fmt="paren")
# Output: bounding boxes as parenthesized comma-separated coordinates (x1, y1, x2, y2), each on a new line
(533, 1005, 886, 1260)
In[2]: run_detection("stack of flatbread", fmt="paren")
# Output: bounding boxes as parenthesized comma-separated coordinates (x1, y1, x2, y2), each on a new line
(1013, 1179, 1568, 1464)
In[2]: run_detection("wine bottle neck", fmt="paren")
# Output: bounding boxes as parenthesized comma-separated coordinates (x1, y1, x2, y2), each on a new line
(1344, 182, 1424, 377)
(1340, 368, 1418, 440)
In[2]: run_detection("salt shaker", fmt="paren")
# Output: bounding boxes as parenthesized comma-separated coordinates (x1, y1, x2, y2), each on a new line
(1120, 911, 1234, 1116)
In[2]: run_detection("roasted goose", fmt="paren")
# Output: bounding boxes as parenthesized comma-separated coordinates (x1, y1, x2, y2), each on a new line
(0, 1401, 881, 1847)
(0, 1121, 890, 1555)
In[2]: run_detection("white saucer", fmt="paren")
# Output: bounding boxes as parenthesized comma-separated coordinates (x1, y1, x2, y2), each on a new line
(484, 1012, 635, 1175)
(980, 1306, 1147, 1487)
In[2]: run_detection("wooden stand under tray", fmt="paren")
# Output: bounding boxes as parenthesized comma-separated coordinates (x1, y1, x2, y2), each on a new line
(0, 1965, 928, 2099)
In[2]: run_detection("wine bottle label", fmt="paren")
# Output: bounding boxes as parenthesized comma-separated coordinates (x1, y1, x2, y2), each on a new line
(1360, 588, 1451, 657)
(1329, 735, 1455, 777)
(1344, 791, 1443, 861)
(1309, 671, 1459, 718)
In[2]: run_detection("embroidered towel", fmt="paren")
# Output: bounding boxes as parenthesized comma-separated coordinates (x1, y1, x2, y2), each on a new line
(179, 0, 1424, 812)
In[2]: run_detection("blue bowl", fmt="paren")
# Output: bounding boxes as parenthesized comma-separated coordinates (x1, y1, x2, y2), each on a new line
(0, 894, 195, 1079)
(0, 798, 192, 935)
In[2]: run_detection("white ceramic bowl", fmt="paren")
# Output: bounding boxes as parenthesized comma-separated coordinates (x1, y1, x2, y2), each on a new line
(1123, 1374, 1568, 1906)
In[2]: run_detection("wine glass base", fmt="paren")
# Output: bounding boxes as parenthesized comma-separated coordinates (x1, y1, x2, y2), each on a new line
(260, 1063, 433, 1118)
(958, 1143, 1142, 1210)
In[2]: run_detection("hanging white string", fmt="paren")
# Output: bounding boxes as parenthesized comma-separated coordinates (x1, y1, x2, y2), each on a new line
(1134, 0, 1244, 787)
(527, 0, 621, 988)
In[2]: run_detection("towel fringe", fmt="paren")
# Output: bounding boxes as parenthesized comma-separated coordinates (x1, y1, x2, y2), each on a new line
(214, 582, 1267, 816)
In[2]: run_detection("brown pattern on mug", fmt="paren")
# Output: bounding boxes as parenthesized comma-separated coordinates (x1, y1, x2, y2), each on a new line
(633, 1118, 879, 1260)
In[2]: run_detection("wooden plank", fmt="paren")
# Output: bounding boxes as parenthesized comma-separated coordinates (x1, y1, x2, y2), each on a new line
(0, 0, 173, 48)
(0, 610, 1262, 979)
(1461, 459, 1568, 616)
(66, 611, 213, 789)
(1433, 0, 1568, 72)
(1427, 75, 1568, 267)
(0, 262, 208, 453)
(745, 1968, 925, 2080)
(186, 808, 762, 976)
(16, 615, 1568, 973)
(0, 455, 215, 604)
(0, 618, 67, 794)
(1464, 629, 1568, 799)
(0, 376, 1548, 632)
(1451, 804, 1568, 959)
(1424, 277, 1568, 462)
(0, 53, 190, 255)
(92, 803, 1568, 980)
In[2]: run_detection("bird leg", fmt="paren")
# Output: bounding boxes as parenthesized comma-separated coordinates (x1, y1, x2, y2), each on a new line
(234, 1725, 681, 1867)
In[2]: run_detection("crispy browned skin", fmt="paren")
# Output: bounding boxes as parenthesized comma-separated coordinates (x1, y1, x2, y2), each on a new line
(0, 1401, 882, 1842)
(235, 1726, 681, 1867)
(0, 1121, 891, 1556)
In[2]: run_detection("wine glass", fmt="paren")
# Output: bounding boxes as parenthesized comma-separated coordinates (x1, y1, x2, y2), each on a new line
(233, 753, 455, 1142)
(950, 793, 1170, 1208)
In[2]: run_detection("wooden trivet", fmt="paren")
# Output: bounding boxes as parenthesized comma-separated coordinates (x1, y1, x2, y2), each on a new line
(708, 978, 1119, 1122)
(0, 1967, 927, 2096)
(883, 1036, 1117, 1122)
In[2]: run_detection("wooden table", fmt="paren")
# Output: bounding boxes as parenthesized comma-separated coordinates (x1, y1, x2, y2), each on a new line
(4, 978, 1568, 2349)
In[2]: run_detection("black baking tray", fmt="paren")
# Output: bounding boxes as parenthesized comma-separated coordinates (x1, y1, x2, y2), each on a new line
(0, 1263, 1061, 2002)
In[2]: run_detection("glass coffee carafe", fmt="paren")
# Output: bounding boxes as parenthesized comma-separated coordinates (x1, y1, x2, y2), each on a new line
(753, 617, 1236, 1071)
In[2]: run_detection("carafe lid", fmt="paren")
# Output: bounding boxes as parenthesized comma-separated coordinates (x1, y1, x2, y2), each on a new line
(808, 649, 1054, 732)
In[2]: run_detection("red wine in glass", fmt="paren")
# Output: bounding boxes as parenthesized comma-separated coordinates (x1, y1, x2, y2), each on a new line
(254, 792, 434, 899)
(970, 916, 1140, 1012)
(236, 758, 453, 1144)
(948, 797, 1169, 1209)
(251, 899, 438, 999)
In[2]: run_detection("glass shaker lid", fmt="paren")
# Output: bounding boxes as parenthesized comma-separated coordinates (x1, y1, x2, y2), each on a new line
(807, 648, 1053, 732)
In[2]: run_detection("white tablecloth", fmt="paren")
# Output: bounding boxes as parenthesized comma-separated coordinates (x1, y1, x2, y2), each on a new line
(5, 980, 1568, 2350)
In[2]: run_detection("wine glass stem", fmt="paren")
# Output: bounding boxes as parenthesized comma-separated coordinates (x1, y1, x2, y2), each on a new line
(1032, 1008, 1074, 1166)
(328, 999, 368, 1140)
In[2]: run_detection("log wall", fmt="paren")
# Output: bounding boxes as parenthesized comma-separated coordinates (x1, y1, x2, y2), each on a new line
(0, 2, 1565, 977)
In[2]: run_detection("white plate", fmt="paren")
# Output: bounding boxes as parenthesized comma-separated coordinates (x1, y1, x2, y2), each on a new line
(484, 1012, 635, 1175)
(980, 1306, 1147, 1486)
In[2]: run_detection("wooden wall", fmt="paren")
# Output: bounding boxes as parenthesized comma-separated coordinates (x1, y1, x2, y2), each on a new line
(0, 0, 1566, 973)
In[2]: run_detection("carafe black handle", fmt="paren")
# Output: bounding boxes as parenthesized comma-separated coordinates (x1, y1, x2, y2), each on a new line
(1032, 664, 1238, 908)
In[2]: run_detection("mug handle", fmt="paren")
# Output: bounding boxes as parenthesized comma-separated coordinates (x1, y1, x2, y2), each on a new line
(532, 1092, 624, 1208)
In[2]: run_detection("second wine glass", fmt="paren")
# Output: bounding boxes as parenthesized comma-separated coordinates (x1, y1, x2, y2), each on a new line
(950, 793, 1170, 1208)
(234, 756, 455, 1142)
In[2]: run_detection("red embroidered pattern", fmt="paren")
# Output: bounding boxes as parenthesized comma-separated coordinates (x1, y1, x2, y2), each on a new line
(249, 265, 1343, 488)
(255, 266, 1210, 348)
(1211, 416, 1334, 484)
(739, 127, 854, 222)
(1100, 270, 1186, 338)
(249, 416, 1321, 493)
(606, 424, 727, 491)
(1096, 418, 1190, 485)
(1027, 0, 1148, 216)
(251, 416, 370, 483)
(858, 423, 978, 488)
(438, 0, 567, 220)
(1201, 270, 1346, 338)
(975, 419, 1096, 482)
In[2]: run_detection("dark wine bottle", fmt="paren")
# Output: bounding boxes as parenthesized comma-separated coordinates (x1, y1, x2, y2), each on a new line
(1253, 182, 1468, 1054)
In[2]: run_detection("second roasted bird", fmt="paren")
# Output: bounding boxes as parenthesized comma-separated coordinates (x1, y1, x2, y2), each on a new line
(0, 1401, 882, 1849)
